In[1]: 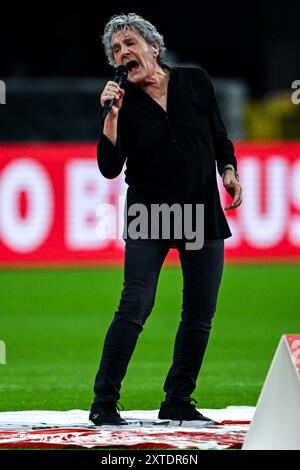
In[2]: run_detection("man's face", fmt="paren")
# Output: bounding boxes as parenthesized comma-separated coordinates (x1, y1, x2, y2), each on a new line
(111, 29, 158, 83)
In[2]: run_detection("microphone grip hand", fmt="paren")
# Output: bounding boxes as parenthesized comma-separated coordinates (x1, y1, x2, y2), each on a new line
(101, 65, 128, 120)
(100, 81, 125, 120)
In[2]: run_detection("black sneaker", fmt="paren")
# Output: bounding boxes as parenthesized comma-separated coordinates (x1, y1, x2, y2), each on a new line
(158, 397, 215, 423)
(89, 401, 128, 426)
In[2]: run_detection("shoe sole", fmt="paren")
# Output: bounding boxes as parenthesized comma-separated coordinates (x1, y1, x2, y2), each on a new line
(90, 420, 128, 426)
(158, 416, 215, 425)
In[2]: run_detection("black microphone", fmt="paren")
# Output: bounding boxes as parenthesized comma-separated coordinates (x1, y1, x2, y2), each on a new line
(101, 65, 129, 120)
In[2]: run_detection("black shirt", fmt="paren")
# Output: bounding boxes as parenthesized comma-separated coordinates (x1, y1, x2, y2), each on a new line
(97, 66, 237, 240)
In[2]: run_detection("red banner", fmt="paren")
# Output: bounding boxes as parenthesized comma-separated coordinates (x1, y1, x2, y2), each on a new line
(0, 142, 300, 266)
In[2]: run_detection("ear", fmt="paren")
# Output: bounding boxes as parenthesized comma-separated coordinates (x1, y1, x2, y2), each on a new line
(152, 43, 159, 56)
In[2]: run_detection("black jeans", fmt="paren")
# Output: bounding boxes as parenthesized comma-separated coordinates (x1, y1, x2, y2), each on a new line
(92, 237, 224, 405)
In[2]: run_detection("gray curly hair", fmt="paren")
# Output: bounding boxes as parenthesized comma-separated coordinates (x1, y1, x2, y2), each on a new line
(102, 13, 167, 67)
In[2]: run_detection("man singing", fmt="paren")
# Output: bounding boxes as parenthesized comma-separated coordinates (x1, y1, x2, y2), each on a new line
(89, 13, 242, 425)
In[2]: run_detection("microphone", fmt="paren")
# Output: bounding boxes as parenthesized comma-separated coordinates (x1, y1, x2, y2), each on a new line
(101, 64, 129, 120)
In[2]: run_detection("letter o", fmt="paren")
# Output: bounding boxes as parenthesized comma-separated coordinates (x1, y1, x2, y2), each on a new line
(0, 159, 53, 252)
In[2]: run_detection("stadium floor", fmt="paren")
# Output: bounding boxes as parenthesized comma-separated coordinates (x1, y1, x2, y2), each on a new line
(1, 264, 299, 412)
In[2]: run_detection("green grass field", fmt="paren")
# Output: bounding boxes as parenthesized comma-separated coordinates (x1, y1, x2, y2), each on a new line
(0, 264, 299, 413)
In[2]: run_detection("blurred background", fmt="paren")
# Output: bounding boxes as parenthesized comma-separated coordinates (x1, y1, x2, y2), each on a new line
(1, 1, 300, 140)
(0, 2, 299, 414)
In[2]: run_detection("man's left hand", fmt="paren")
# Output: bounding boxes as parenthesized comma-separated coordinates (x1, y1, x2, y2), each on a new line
(222, 170, 243, 211)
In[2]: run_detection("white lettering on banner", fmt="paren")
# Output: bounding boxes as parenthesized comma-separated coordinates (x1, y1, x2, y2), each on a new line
(241, 157, 288, 248)
(95, 175, 126, 245)
(66, 160, 111, 249)
(0, 159, 53, 252)
(289, 160, 300, 246)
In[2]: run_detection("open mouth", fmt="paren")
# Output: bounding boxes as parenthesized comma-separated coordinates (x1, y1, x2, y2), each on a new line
(127, 60, 140, 73)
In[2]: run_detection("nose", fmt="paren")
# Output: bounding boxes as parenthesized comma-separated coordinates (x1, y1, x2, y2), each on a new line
(120, 44, 130, 57)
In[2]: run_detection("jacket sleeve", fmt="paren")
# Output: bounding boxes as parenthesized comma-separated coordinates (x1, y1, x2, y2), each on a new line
(201, 69, 238, 177)
(97, 104, 126, 179)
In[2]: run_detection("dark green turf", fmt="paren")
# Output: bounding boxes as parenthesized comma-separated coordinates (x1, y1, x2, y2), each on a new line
(1, 264, 299, 412)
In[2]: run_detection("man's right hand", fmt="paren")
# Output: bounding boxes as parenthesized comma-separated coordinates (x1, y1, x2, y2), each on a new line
(100, 81, 125, 119)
